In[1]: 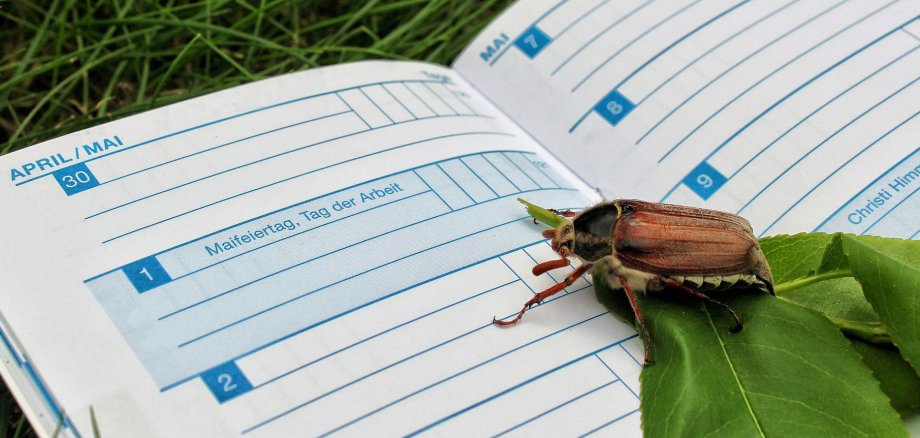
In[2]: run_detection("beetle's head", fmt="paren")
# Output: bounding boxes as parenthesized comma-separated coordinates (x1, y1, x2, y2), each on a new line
(547, 222, 576, 257)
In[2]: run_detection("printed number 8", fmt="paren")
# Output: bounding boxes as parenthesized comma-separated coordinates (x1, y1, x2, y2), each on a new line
(61, 171, 92, 188)
(606, 101, 623, 115)
(697, 174, 713, 188)
(217, 373, 237, 392)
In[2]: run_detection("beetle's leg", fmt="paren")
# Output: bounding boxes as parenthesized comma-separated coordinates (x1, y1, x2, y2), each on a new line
(618, 276, 652, 365)
(532, 257, 570, 276)
(548, 208, 577, 217)
(661, 278, 743, 332)
(493, 263, 593, 326)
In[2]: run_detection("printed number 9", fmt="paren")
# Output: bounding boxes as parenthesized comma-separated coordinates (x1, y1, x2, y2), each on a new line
(217, 373, 237, 392)
(606, 101, 623, 115)
(61, 171, 92, 188)
(697, 174, 713, 188)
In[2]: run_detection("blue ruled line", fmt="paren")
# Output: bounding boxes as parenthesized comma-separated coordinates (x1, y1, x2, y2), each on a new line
(483, 154, 521, 192)
(569, 0, 748, 131)
(812, 147, 920, 232)
(176, 211, 567, 348)
(615, 1, 748, 92)
(316, 306, 625, 438)
(359, 87, 394, 124)
(251, 279, 518, 392)
(571, 0, 703, 93)
(95, 110, 352, 190)
(488, 0, 568, 67)
(337, 92, 370, 129)
(446, 83, 478, 115)
(158, 236, 563, 393)
(84, 150, 535, 283)
(100, 130, 512, 243)
(13, 79, 444, 187)
(156, 191, 436, 321)
(579, 409, 640, 437)
(637, 0, 799, 106)
(637, 0, 849, 145)
(860, 183, 920, 236)
(697, 18, 913, 165)
(414, 169, 452, 211)
(460, 157, 499, 198)
(730, 45, 920, 181)
(381, 84, 417, 119)
(404, 336, 627, 437)
(423, 82, 458, 115)
(402, 83, 437, 115)
(501, 152, 542, 189)
(738, 76, 920, 214)
(656, 1, 899, 162)
(552, 0, 653, 76)
(595, 353, 637, 399)
(156, 184, 575, 320)
(494, 379, 621, 437)
(242, 288, 603, 434)
(523, 152, 561, 188)
(760, 112, 919, 236)
(436, 162, 476, 203)
(555, 0, 612, 41)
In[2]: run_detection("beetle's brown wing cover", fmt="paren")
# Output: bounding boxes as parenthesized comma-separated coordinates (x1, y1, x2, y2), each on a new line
(613, 200, 767, 279)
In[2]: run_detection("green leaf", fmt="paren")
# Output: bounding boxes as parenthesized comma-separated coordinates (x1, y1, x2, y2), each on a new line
(518, 198, 565, 228)
(591, 269, 634, 327)
(759, 233, 835, 283)
(762, 233, 886, 342)
(591, 285, 907, 437)
(842, 235, 920, 375)
(850, 339, 920, 413)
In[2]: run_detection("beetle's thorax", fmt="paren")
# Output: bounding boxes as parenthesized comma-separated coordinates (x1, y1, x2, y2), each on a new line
(571, 233, 613, 262)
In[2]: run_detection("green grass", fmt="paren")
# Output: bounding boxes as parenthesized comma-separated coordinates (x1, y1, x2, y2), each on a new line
(0, 1, 514, 435)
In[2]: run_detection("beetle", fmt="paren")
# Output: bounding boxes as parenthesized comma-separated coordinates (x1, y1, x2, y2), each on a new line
(493, 199, 774, 364)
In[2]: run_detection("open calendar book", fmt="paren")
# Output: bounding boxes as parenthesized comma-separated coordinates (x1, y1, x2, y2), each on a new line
(1, 1, 918, 436)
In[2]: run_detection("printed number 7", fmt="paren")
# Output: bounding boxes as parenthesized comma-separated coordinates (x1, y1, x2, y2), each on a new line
(524, 34, 537, 48)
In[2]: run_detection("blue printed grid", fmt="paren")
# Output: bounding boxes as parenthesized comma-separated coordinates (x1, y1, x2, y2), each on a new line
(84, 151, 585, 389)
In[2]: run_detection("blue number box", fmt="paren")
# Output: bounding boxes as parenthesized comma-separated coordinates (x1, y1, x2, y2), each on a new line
(122, 256, 173, 293)
(201, 361, 253, 403)
(53, 163, 100, 196)
(682, 162, 727, 200)
(514, 25, 552, 58)
(593, 90, 636, 127)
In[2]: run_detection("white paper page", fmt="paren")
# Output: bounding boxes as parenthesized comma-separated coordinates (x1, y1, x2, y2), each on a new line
(0, 60, 650, 437)
(454, 0, 920, 239)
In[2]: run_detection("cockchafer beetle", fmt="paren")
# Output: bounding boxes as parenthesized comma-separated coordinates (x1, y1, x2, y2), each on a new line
(494, 199, 774, 364)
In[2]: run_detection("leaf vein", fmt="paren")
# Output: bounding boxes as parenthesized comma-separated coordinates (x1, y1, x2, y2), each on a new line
(745, 390, 869, 437)
(705, 306, 765, 437)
